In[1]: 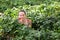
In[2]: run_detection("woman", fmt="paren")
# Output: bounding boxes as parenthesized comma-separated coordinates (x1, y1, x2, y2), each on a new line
(18, 10, 32, 27)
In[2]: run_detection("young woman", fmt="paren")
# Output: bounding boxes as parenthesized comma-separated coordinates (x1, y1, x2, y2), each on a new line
(18, 10, 32, 27)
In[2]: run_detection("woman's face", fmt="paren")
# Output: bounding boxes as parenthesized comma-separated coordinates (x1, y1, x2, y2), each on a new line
(19, 12, 26, 19)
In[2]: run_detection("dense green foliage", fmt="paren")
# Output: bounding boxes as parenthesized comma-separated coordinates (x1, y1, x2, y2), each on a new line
(0, 0, 60, 40)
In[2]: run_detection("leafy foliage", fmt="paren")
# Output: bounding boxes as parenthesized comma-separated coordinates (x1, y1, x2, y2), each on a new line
(0, 0, 60, 40)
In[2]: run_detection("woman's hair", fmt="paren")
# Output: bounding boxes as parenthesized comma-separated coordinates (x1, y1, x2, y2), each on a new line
(19, 10, 26, 14)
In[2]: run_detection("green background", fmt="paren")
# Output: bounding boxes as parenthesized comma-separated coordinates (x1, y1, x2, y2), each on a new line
(0, 0, 60, 40)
